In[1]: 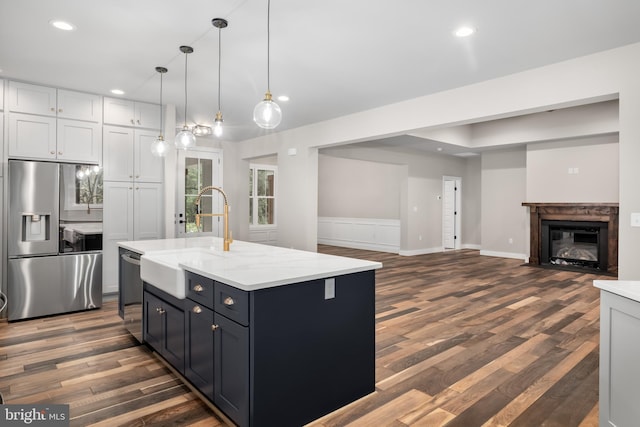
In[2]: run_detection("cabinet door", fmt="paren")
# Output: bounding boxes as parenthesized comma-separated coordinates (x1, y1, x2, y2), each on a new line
(8, 112, 56, 159)
(8, 81, 56, 116)
(103, 97, 135, 126)
(144, 291, 164, 350)
(57, 89, 102, 122)
(103, 125, 134, 181)
(214, 313, 249, 427)
(134, 129, 164, 182)
(185, 302, 215, 401)
(57, 119, 102, 163)
(135, 102, 161, 129)
(162, 300, 185, 373)
(103, 182, 134, 291)
(134, 183, 163, 240)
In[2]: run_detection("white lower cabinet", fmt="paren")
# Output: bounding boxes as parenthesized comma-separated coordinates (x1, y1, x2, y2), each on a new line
(102, 181, 163, 293)
(599, 289, 640, 426)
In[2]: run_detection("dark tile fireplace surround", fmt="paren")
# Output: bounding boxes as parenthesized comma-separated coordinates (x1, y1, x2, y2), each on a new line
(522, 203, 618, 275)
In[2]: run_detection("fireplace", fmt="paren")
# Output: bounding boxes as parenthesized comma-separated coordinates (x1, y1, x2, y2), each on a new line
(522, 203, 618, 274)
(541, 220, 608, 270)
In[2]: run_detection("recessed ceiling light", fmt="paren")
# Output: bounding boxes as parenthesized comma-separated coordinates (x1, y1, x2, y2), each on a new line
(454, 26, 475, 37)
(110, 89, 125, 95)
(49, 19, 76, 31)
(277, 95, 290, 102)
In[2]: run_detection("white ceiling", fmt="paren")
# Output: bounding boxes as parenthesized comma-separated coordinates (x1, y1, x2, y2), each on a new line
(2, 0, 640, 143)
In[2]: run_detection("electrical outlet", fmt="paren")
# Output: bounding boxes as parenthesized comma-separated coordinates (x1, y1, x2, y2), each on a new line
(632, 213, 640, 227)
(324, 278, 335, 299)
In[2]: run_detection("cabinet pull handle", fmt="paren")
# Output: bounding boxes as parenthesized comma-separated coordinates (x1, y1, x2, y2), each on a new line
(50, 151, 55, 155)
(223, 297, 235, 306)
(193, 284, 204, 292)
(130, 119, 135, 124)
(211, 324, 219, 331)
(137, 119, 141, 125)
(58, 151, 63, 155)
(58, 108, 63, 113)
(50, 107, 55, 112)
(156, 307, 165, 314)
(192, 305, 202, 314)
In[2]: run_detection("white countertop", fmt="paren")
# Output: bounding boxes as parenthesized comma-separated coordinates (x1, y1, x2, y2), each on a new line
(123, 237, 382, 293)
(594, 280, 640, 303)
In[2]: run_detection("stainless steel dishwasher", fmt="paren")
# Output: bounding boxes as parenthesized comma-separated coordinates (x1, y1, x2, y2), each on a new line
(120, 249, 143, 342)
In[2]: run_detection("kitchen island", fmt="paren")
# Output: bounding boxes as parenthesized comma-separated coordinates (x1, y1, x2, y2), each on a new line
(118, 237, 382, 427)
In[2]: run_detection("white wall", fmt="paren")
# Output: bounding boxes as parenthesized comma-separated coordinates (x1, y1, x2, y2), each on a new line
(235, 43, 640, 279)
(481, 148, 528, 259)
(318, 154, 403, 219)
(462, 156, 482, 248)
(526, 136, 619, 203)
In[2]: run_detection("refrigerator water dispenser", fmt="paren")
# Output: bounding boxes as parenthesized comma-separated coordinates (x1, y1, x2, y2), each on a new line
(22, 213, 50, 242)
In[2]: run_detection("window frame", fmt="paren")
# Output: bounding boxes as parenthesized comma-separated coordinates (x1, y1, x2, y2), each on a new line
(249, 163, 277, 228)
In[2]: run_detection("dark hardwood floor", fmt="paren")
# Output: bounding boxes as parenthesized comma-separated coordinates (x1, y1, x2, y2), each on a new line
(0, 247, 608, 426)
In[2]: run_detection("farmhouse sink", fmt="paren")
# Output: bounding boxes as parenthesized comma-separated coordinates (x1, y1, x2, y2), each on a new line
(140, 247, 222, 299)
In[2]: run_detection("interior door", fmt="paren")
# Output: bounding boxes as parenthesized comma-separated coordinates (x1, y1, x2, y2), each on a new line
(443, 177, 461, 250)
(176, 148, 223, 237)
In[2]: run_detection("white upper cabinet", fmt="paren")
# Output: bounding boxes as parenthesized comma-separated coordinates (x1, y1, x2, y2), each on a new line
(9, 82, 101, 122)
(103, 126, 163, 183)
(0, 79, 4, 110)
(7, 81, 102, 163)
(57, 89, 102, 122)
(56, 119, 102, 163)
(8, 113, 57, 159)
(103, 97, 161, 129)
(9, 81, 57, 116)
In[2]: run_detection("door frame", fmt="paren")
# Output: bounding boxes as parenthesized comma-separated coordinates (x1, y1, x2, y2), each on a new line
(442, 176, 462, 250)
(175, 146, 223, 238)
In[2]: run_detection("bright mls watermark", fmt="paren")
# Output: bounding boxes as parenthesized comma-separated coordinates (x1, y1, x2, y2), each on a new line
(1, 404, 69, 426)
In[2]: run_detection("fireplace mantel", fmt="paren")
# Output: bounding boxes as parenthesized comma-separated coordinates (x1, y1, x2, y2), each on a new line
(522, 202, 619, 274)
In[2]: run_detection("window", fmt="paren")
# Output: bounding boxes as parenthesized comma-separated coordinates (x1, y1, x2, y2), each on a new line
(249, 164, 276, 226)
(75, 165, 103, 206)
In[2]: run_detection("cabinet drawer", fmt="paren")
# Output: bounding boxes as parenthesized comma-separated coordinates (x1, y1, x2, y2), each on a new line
(215, 282, 249, 326)
(186, 272, 214, 309)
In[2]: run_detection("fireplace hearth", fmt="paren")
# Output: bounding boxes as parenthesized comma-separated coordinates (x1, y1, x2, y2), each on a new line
(522, 203, 618, 275)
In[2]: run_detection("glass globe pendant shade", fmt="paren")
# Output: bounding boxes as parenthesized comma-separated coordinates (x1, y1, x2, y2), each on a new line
(175, 126, 196, 150)
(253, 91, 282, 129)
(213, 111, 223, 138)
(150, 135, 169, 157)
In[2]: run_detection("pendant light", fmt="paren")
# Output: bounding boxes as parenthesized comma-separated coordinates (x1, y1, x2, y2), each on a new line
(150, 66, 169, 157)
(253, 0, 282, 129)
(212, 18, 228, 138)
(175, 45, 196, 149)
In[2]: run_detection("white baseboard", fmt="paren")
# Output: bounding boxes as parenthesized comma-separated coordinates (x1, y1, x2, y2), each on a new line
(398, 247, 443, 256)
(463, 243, 481, 250)
(480, 250, 528, 261)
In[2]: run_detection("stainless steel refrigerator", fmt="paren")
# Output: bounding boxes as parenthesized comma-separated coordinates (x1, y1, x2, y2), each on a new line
(8, 160, 102, 321)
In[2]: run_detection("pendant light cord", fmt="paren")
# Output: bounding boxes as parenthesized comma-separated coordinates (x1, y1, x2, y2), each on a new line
(267, 0, 271, 93)
(218, 27, 222, 112)
(159, 71, 164, 135)
(184, 51, 189, 127)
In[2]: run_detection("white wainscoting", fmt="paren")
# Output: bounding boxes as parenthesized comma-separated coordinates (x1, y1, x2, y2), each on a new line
(318, 217, 401, 253)
(249, 226, 278, 245)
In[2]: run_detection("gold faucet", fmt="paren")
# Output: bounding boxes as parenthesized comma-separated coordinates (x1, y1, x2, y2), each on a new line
(194, 186, 233, 251)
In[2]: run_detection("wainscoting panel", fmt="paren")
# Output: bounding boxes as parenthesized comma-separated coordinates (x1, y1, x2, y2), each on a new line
(249, 227, 278, 245)
(318, 217, 400, 253)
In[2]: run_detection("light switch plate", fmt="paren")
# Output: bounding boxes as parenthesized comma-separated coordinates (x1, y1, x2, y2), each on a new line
(631, 212, 640, 227)
(324, 278, 335, 299)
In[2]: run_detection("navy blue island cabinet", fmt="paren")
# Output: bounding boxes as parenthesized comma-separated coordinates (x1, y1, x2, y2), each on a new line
(143, 268, 376, 427)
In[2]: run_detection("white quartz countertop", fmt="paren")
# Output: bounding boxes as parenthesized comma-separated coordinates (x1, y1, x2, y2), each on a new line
(594, 280, 640, 303)
(123, 237, 382, 293)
